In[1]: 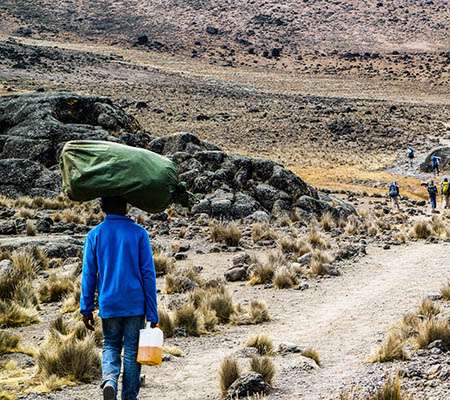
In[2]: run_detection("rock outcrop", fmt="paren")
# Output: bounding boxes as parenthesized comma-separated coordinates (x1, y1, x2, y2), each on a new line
(420, 146, 450, 172)
(0, 92, 354, 219)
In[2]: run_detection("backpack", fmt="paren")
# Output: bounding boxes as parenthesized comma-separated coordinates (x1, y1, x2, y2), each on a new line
(442, 181, 449, 195)
(389, 183, 399, 197)
(428, 184, 437, 196)
(407, 148, 414, 159)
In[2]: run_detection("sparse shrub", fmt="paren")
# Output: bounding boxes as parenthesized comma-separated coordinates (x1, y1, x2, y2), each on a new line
(417, 299, 440, 319)
(0, 249, 10, 261)
(410, 220, 432, 239)
(163, 345, 183, 357)
(416, 318, 450, 349)
(39, 275, 75, 303)
(273, 268, 297, 289)
(246, 334, 273, 355)
(250, 356, 275, 385)
(37, 333, 100, 383)
(26, 220, 36, 236)
(252, 223, 277, 243)
(174, 303, 204, 336)
(209, 221, 241, 246)
(219, 357, 241, 396)
(394, 230, 407, 243)
(158, 308, 174, 338)
(302, 348, 321, 366)
(319, 212, 335, 232)
(0, 331, 20, 355)
(0, 300, 39, 327)
(207, 289, 234, 323)
(248, 262, 275, 286)
(153, 249, 175, 276)
(369, 332, 408, 363)
(440, 281, 450, 300)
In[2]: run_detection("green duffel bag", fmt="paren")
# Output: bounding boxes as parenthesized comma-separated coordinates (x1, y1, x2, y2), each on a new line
(60, 140, 189, 213)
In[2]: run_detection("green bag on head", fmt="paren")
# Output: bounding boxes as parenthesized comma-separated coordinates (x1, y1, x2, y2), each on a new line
(60, 140, 189, 213)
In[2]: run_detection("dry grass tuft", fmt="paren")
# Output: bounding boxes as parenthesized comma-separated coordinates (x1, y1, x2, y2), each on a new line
(37, 331, 100, 383)
(199, 305, 219, 332)
(246, 334, 273, 355)
(0, 300, 39, 327)
(309, 250, 334, 277)
(231, 300, 271, 325)
(410, 220, 432, 239)
(248, 263, 275, 286)
(302, 348, 321, 366)
(319, 212, 335, 232)
(26, 220, 36, 236)
(153, 249, 175, 276)
(307, 228, 329, 249)
(209, 221, 241, 246)
(0, 331, 20, 355)
(219, 357, 241, 396)
(250, 356, 275, 385)
(440, 281, 450, 300)
(206, 289, 234, 324)
(61, 283, 81, 313)
(415, 318, 450, 349)
(165, 265, 202, 294)
(158, 308, 175, 338)
(417, 299, 440, 319)
(369, 332, 408, 363)
(39, 275, 75, 303)
(174, 303, 204, 336)
(251, 223, 278, 243)
(273, 268, 297, 289)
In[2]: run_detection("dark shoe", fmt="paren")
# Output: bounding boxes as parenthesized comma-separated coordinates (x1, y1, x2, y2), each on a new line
(103, 382, 116, 400)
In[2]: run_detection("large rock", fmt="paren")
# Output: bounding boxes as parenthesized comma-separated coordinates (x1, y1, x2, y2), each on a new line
(226, 372, 270, 399)
(420, 146, 450, 172)
(0, 91, 150, 197)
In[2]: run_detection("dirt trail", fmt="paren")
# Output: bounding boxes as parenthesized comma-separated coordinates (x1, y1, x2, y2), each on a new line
(134, 242, 449, 400)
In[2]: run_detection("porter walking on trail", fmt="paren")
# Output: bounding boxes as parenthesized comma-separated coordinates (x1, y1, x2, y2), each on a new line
(80, 197, 158, 400)
(407, 146, 415, 168)
(388, 181, 400, 210)
(431, 155, 441, 176)
(442, 177, 450, 209)
(427, 180, 438, 211)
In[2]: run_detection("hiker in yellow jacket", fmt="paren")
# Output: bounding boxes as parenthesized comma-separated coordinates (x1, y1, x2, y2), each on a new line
(442, 177, 450, 209)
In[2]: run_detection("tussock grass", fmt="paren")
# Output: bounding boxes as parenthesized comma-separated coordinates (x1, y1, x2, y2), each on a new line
(39, 275, 75, 303)
(0, 331, 20, 355)
(319, 212, 335, 231)
(231, 300, 271, 325)
(246, 334, 273, 355)
(273, 268, 297, 289)
(278, 236, 311, 256)
(339, 374, 410, 400)
(37, 332, 100, 383)
(251, 223, 278, 243)
(174, 303, 204, 336)
(410, 220, 432, 239)
(248, 263, 275, 286)
(309, 250, 334, 277)
(440, 281, 450, 300)
(163, 345, 183, 357)
(0, 300, 39, 327)
(61, 283, 81, 313)
(199, 305, 219, 331)
(26, 220, 36, 236)
(417, 299, 440, 319)
(165, 265, 202, 294)
(302, 348, 321, 366)
(206, 289, 234, 324)
(158, 308, 175, 338)
(209, 221, 241, 246)
(153, 249, 175, 276)
(219, 357, 241, 396)
(307, 228, 329, 249)
(416, 318, 450, 349)
(369, 332, 408, 363)
(17, 208, 35, 219)
(250, 356, 275, 385)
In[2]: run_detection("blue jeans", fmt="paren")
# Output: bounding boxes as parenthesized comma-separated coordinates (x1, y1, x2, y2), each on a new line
(102, 316, 145, 400)
(430, 194, 437, 209)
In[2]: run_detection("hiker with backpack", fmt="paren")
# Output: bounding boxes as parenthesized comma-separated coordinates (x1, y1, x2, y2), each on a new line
(441, 177, 450, 209)
(407, 146, 415, 168)
(427, 180, 438, 211)
(388, 181, 400, 210)
(431, 155, 441, 176)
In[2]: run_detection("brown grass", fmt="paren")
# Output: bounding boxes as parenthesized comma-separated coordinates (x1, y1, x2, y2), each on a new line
(39, 275, 75, 303)
(319, 212, 336, 231)
(415, 318, 450, 349)
(416, 299, 440, 319)
(158, 308, 175, 338)
(410, 220, 432, 239)
(273, 268, 297, 289)
(0, 331, 20, 355)
(278, 236, 311, 256)
(309, 250, 334, 277)
(206, 289, 234, 324)
(307, 228, 330, 249)
(209, 221, 241, 246)
(440, 281, 450, 300)
(250, 356, 276, 385)
(61, 283, 81, 313)
(219, 357, 241, 396)
(26, 220, 36, 236)
(0, 300, 39, 327)
(369, 332, 408, 363)
(153, 249, 175, 276)
(174, 303, 204, 336)
(165, 265, 202, 294)
(302, 348, 321, 366)
(251, 223, 278, 243)
(199, 305, 219, 332)
(231, 300, 271, 325)
(246, 334, 273, 355)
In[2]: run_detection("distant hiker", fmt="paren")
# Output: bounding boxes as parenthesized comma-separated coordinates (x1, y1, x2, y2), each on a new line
(80, 197, 158, 400)
(407, 146, 415, 168)
(388, 181, 400, 210)
(427, 180, 438, 211)
(441, 177, 450, 209)
(431, 155, 441, 176)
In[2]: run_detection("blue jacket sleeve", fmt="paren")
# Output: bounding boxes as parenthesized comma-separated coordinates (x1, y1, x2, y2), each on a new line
(139, 231, 158, 323)
(80, 234, 97, 316)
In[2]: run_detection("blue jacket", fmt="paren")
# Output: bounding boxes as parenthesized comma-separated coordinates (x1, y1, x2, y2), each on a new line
(80, 214, 158, 323)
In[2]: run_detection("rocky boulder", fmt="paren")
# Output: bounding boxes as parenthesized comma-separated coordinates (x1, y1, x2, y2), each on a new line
(0, 91, 151, 197)
(420, 146, 450, 172)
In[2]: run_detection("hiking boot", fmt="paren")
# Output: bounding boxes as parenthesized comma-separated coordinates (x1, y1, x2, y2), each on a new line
(103, 382, 116, 400)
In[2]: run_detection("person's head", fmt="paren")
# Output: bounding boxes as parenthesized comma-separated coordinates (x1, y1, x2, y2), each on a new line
(444, 177, 448, 182)
(429, 180, 434, 186)
(100, 196, 128, 215)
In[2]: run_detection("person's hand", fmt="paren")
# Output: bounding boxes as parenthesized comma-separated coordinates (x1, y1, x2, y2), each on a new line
(150, 322, 159, 328)
(82, 313, 95, 331)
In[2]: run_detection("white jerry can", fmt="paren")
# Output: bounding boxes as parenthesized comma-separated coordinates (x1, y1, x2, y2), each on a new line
(137, 324, 164, 366)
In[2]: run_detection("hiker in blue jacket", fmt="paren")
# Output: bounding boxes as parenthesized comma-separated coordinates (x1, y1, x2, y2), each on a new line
(431, 155, 441, 176)
(80, 197, 158, 400)
(407, 146, 415, 168)
(388, 181, 400, 210)
(427, 180, 438, 211)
